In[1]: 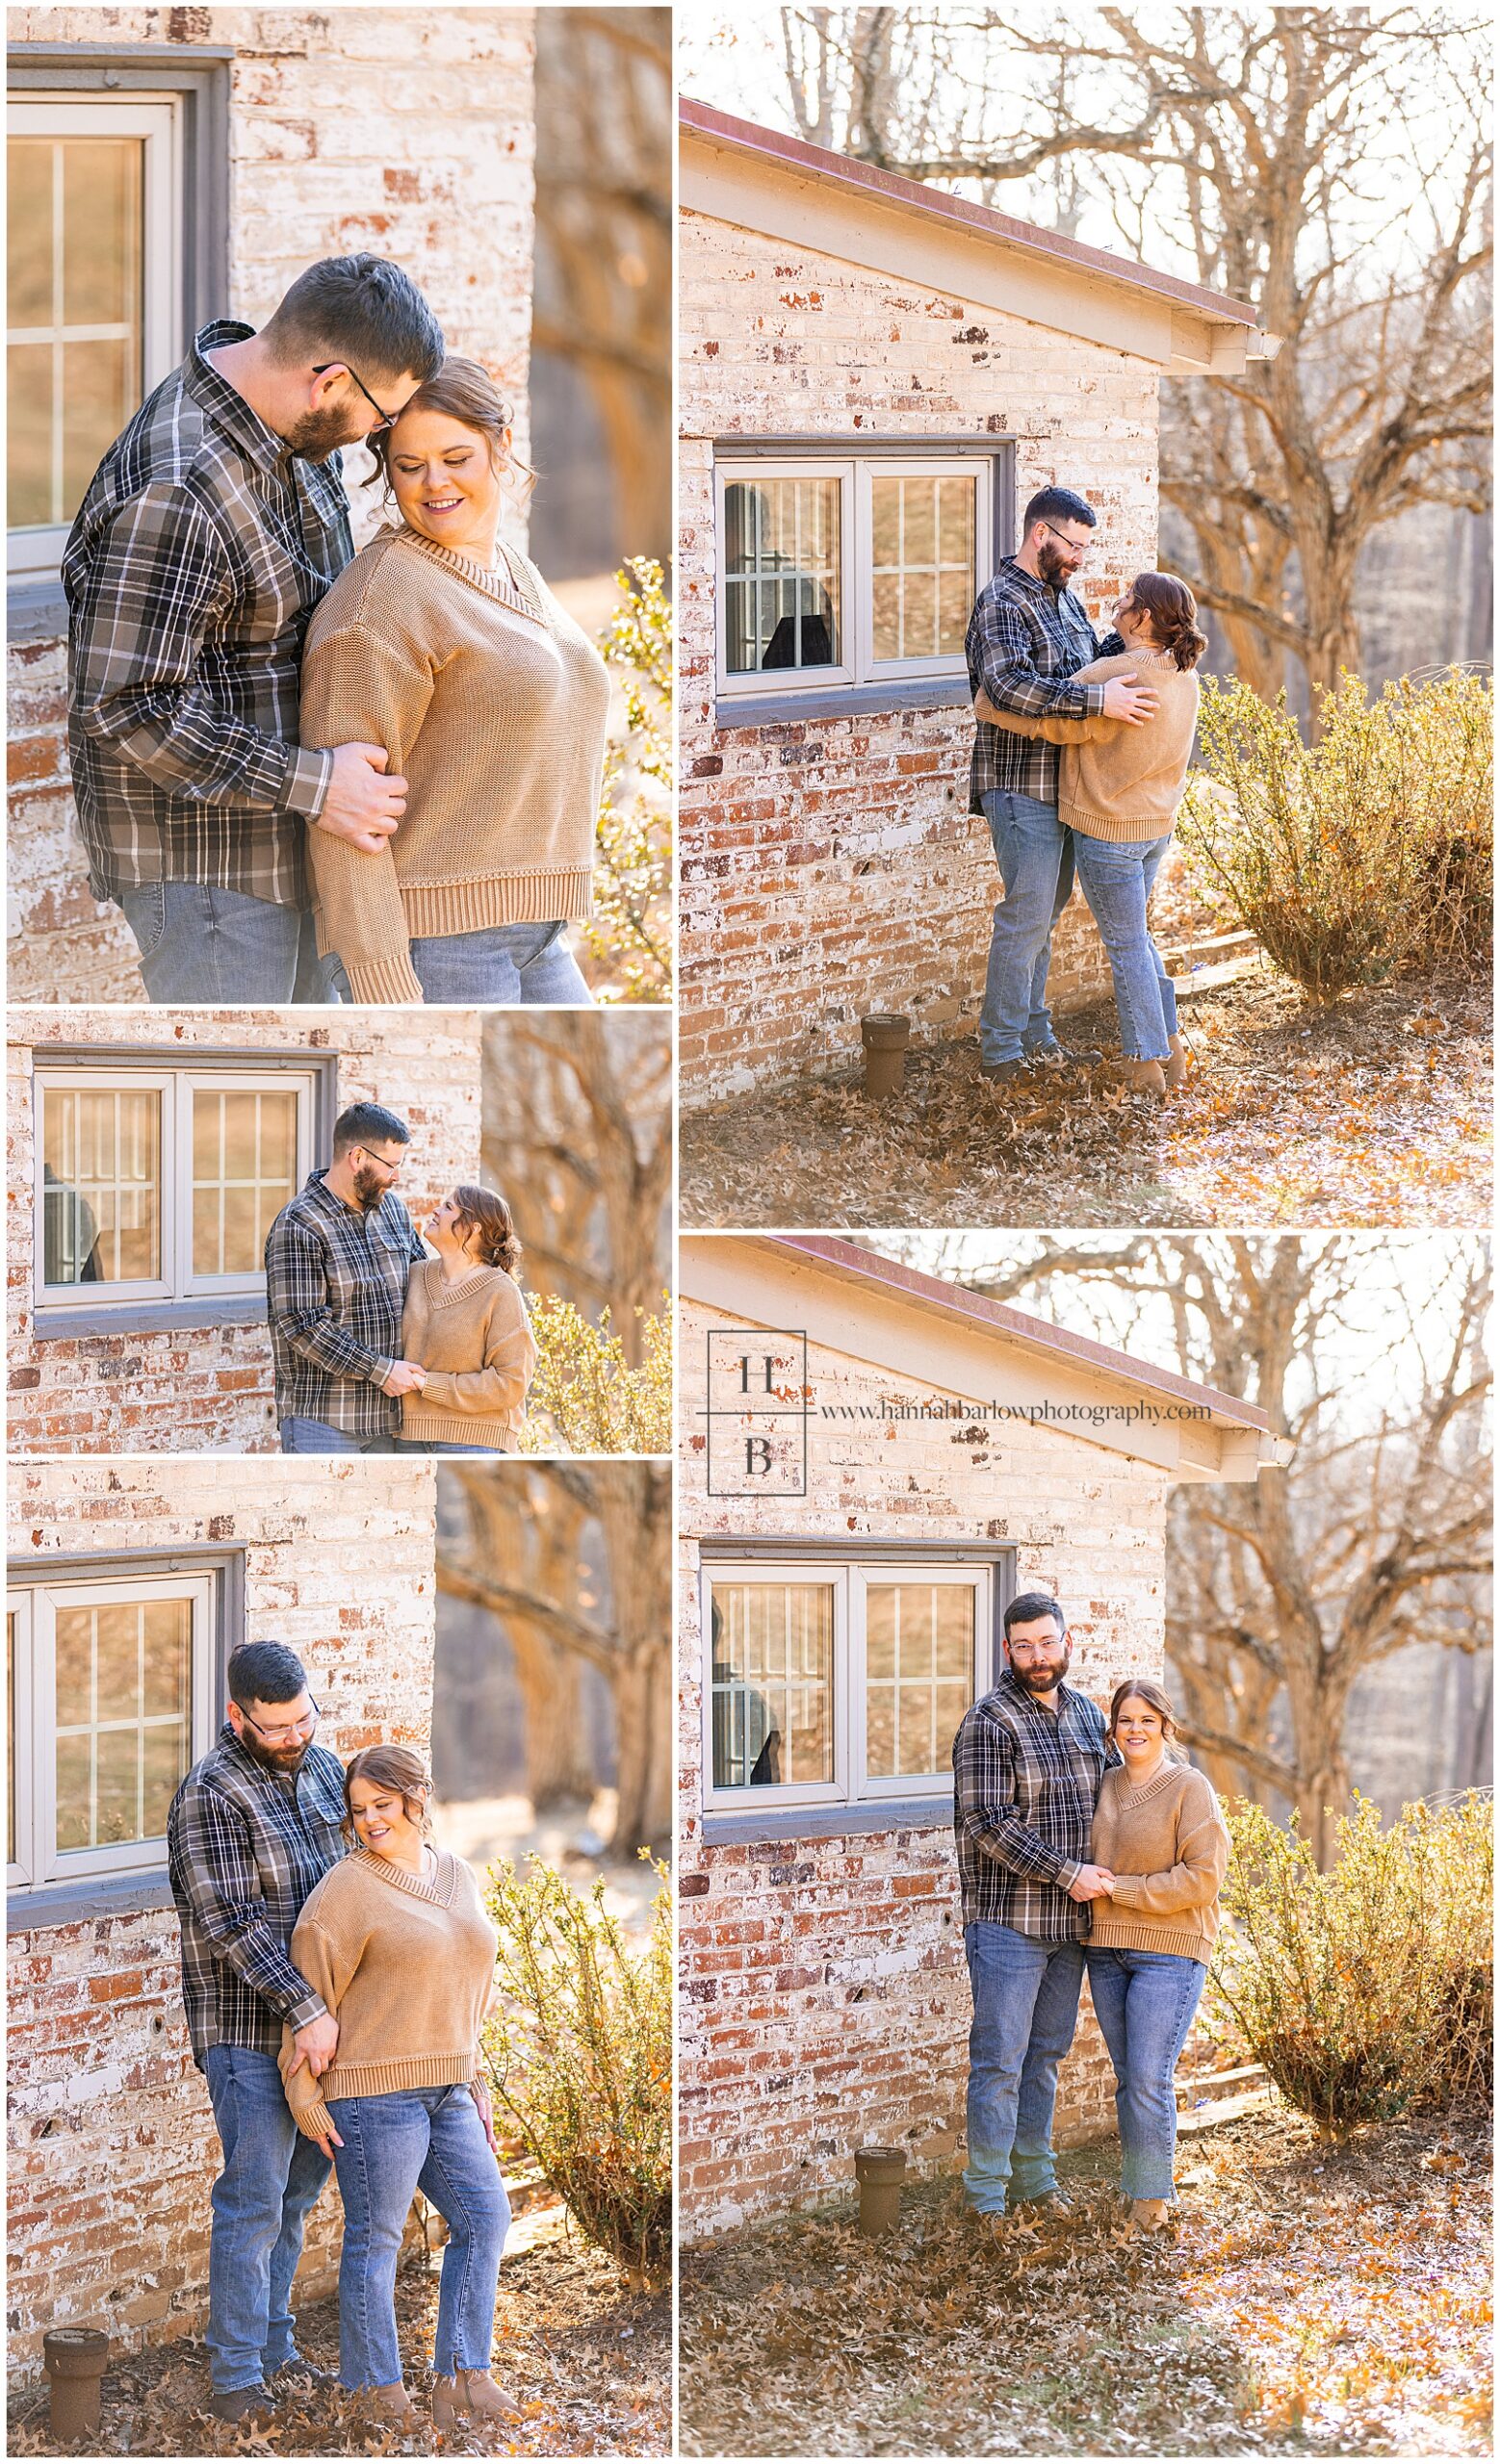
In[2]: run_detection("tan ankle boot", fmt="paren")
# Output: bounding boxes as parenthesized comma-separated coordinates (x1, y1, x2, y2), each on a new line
(1164, 1033, 1188, 1088)
(361, 2382, 414, 2421)
(432, 2369, 513, 2427)
(1123, 1058, 1168, 1095)
(1129, 2196, 1171, 2233)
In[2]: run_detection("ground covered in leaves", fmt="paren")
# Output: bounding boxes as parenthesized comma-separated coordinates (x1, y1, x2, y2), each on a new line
(11, 2208, 669, 2458)
(680, 2103, 1490, 2456)
(681, 969, 1490, 1230)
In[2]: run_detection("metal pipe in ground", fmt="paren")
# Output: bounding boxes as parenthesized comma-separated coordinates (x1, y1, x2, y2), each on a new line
(861, 1014, 911, 1098)
(43, 2329, 109, 2442)
(853, 2143, 907, 2236)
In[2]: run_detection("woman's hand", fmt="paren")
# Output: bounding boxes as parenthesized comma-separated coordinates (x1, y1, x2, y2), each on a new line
(310, 2118, 344, 2158)
(471, 2077, 499, 2156)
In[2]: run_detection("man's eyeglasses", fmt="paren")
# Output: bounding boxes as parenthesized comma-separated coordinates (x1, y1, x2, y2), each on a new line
(1039, 519, 1091, 557)
(352, 1144, 404, 1180)
(312, 361, 399, 434)
(238, 1699, 322, 1747)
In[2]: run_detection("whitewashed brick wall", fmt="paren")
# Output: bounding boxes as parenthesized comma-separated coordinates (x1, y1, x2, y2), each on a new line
(677, 1298, 1169, 2237)
(7, 1005, 483, 1452)
(7, 1455, 437, 2381)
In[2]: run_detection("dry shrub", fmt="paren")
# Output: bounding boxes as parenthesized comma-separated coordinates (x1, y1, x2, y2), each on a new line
(1179, 668, 1493, 997)
(1208, 1791, 1493, 2131)
(582, 558, 673, 1003)
(521, 1293, 672, 1454)
(483, 1855, 672, 2290)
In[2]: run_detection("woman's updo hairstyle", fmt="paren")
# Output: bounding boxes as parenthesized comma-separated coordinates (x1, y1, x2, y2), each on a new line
(1126, 572, 1207, 672)
(1108, 1677, 1185, 1758)
(364, 352, 536, 500)
(452, 1183, 522, 1278)
(343, 1743, 434, 1843)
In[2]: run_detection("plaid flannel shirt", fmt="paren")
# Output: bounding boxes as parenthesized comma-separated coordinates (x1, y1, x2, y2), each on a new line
(966, 556, 1124, 810)
(952, 1670, 1118, 1938)
(265, 1170, 427, 1437)
(167, 1727, 348, 2066)
(63, 319, 352, 908)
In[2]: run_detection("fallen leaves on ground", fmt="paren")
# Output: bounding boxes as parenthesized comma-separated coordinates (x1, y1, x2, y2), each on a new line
(679, 2103, 1490, 2456)
(681, 971, 1490, 1230)
(9, 2208, 669, 2458)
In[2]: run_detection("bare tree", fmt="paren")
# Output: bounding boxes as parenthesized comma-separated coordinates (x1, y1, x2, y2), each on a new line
(437, 1460, 672, 1854)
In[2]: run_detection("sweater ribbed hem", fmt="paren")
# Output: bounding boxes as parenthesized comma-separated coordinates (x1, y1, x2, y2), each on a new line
(340, 951, 427, 1005)
(1061, 801, 1182, 845)
(401, 867, 595, 937)
(401, 1404, 520, 1448)
(1087, 1917, 1213, 1964)
(294, 2051, 478, 2139)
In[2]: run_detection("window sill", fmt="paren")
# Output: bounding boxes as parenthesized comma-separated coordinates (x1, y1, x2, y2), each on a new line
(8, 1870, 175, 1932)
(714, 678, 976, 731)
(7, 578, 68, 649)
(31, 1296, 270, 1342)
(701, 1796, 953, 1846)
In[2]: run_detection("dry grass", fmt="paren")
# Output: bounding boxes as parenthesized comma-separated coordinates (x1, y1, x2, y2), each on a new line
(680, 969, 1491, 1231)
(10, 2207, 670, 2458)
(679, 2104, 1491, 2456)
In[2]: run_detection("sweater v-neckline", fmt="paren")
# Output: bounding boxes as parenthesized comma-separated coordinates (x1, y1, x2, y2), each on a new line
(1117, 1759, 1180, 1808)
(425, 1255, 496, 1308)
(353, 1844, 454, 1906)
(389, 523, 548, 629)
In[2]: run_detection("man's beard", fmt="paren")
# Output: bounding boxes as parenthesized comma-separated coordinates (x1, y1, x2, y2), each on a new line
(238, 1728, 309, 1777)
(280, 405, 364, 462)
(1015, 1649, 1072, 1692)
(1036, 542, 1077, 589)
(350, 1166, 389, 1211)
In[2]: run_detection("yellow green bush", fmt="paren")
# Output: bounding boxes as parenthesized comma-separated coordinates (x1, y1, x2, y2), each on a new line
(1179, 669, 1493, 997)
(483, 1855, 672, 2288)
(1207, 1791, 1492, 2130)
(521, 1294, 672, 1454)
(583, 557, 673, 1003)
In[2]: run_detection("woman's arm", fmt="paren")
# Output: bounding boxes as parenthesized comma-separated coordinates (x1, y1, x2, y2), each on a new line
(415, 1291, 539, 1421)
(974, 684, 1117, 744)
(277, 1907, 363, 2141)
(300, 620, 434, 1005)
(1107, 1784, 1228, 1916)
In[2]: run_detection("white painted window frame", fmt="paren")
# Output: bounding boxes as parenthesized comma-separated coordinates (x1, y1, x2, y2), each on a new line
(7, 93, 183, 580)
(714, 458, 856, 697)
(34, 1063, 319, 1314)
(9, 1569, 217, 1886)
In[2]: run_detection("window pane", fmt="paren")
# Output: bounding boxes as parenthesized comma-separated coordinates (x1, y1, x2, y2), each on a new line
(8, 140, 54, 327)
(7, 1610, 15, 1866)
(64, 336, 135, 518)
(865, 1583, 975, 1779)
(8, 343, 54, 528)
(192, 1088, 299, 1276)
(711, 1581, 834, 1788)
(63, 139, 141, 326)
(723, 478, 841, 673)
(42, 1087, 162, 1284)
(7, 133, 143, 529)
(870, 474, 976, 664)
(54, 1595, 194, 1853)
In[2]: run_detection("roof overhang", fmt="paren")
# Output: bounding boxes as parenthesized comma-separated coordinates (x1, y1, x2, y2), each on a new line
(680, 100, 1260, 377)
(682, 1235, 1286, 1486)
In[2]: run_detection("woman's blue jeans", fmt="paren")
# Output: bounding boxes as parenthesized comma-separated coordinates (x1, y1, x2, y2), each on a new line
(1085, 1946, 1205, 2199)
(408, 920, 593, 1005)
(1071, 832, 1178, 1061)
(327, 2084, 511, 2388)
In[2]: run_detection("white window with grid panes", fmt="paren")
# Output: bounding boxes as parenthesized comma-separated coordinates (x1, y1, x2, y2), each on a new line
(34, 1063, 318, 1313)
(8, 95, 183, 582)
(8, 1569, 217, 1887)
(702, 1560, 990, 1811)
(714, 455, 992, 697)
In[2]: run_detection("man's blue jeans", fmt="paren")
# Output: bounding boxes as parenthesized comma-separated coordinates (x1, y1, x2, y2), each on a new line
(327, 2085, 511, 2388)
(977, 791, 1074, 1065)
(962, 1920, 1085, 2212)
(278, 1418, 400, 1455)
(1085, 1946, 1205, 2199)
(408, 921, 593, 1005)
(117, 883, 342, 1005)
(1072, 833, 1178, 1061)
(202, 2045, 331, 2394)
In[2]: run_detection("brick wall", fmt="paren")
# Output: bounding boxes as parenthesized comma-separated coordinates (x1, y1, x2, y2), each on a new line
(7, 6, 536, 1004)
(7, 1005, 483, 1453)
(678, 208, 1188, 1102)
(677, 1298, 1169, 2239)
(6, 1454, 437, 2384)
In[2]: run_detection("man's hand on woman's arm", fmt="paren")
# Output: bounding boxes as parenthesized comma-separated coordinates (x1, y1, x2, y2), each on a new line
(286, 2012, 340, 2078)
(314, 742, 408, 857)
(1067, 1864, 1116, 1903)
(1101, 677, 1159, 726)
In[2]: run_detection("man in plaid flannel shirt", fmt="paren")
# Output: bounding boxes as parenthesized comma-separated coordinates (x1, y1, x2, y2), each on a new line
(952, 1591, 1119, 2222)
(965, 485, 1159, 1080)
(64, 255, 444, 1005)
(264, 1100, 429, 1453)
(167, 1639, 348, 2420)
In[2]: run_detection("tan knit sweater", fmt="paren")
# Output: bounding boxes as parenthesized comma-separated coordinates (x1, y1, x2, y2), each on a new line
(278, 1846, 498, 2140)
(976, 646, 1201, 842)
(1088, 1761, 1228, 1964)
(400, 1257, 536, 1449)
(299, 525, 611, 1003)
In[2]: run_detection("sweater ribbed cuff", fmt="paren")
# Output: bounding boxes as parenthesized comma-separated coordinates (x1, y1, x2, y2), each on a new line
(341, 953, 427, 1005)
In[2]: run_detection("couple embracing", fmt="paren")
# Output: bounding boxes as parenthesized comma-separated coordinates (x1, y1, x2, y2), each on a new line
(953, 1594, 1229, 2232)
(65, 254, 608, 1006)
(967, 486, 1208, 1094)
(167, 1642, 510, 2426)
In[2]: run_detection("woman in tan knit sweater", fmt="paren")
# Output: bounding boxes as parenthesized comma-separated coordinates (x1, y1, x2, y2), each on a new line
(976, 572, 1206, 1094)
(298, 357, 610, 1005)
(396, 1184, 536, 1456)
(279, 1746, 511, 2426)
(1086, 1679, 1229, 2233)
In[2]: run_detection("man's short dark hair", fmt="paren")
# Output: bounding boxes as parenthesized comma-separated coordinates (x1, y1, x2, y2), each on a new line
(332, 1101, 411, 1157)
(228, 1640, 308, 1709)
(261, 254, 445, 386)
(1004, 1591, 1067, 1640)
(1022, 486, 1098, 538)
